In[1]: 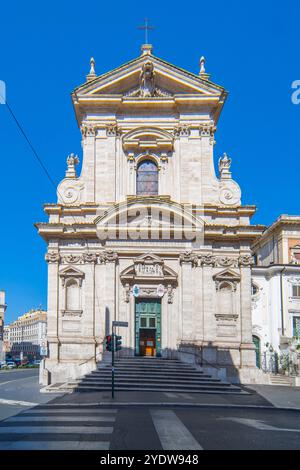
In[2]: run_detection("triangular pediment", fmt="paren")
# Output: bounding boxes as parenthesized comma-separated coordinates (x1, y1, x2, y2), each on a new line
(59, 266, 85, 278)
(74, 54, 225, 98)
(134, 253, 164, 264)
(213, 269, 241, 282)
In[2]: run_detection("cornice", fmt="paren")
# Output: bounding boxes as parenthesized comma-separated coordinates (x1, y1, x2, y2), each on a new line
(252, 264, 300, 276)
(252, 216, 300, 250)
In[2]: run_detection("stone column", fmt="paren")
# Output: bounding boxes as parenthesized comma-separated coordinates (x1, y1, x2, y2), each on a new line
(201, 254, 217, 364)
(239, 256, 256, 368)
(81, 124, 97, 202)
(179, 252, 197, 342)
(102, 250, 118, 332)
(45, 252, 60, 364)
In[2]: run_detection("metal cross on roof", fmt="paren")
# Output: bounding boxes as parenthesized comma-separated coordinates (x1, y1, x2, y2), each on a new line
(138, 18, 155, 44)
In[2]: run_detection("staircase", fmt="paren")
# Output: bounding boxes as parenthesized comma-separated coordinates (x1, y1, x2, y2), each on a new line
(269, 374, 294, 386)
(71, 357, 244, 394)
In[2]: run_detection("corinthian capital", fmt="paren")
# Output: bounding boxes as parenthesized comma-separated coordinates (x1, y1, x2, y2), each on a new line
(179, 251, 198, 266)
(100, 250, 119, 264)
(199, 254, 217, 266)
(238, 255, 254, 267)
(199, 121, 216, 137)
(82, 253, 98, 264)
(106, 122, 122, 137)
(80, 124, 97, 137)
(45, 252, 60, 263)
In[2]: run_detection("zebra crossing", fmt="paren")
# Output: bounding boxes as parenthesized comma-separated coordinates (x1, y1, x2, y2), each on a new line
(0, 404, 204, 450)
(0, 406, 117, 450)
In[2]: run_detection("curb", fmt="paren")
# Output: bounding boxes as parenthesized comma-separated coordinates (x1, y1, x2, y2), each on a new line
(34, 402, 300, 412)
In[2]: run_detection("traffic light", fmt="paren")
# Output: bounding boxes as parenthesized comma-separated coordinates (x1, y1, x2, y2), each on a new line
(115, 335, 122, 351)
(105, 335, 112, 351)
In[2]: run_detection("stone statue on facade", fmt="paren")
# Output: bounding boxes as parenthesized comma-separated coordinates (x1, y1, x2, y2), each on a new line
(218, 153, 232, 179)
(66, 153, 79, 178)
(140, 61, 155, 97)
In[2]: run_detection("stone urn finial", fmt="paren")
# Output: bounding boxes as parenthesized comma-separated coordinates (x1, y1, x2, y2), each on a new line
(66, 153, 79, 178)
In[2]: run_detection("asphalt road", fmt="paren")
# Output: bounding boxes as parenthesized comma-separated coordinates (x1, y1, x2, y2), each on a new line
(0, 369, 62, 421)
(0, 371, 299, 450)
(0, 401, 299, 450)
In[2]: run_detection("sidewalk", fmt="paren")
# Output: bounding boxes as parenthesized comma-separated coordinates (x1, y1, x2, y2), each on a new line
(247, 384, 300, 409)
(42, 385, 300, 411)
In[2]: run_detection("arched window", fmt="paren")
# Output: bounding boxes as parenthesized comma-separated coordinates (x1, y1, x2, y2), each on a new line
(136, 159, 158, 196)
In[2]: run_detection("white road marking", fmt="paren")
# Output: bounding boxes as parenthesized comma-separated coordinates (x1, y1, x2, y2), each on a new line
(0, 440, 110, 450)
(0, 425, 113, 434)
(151, 409, 203, 450)
(5, 415, 116, 423)
(164, 392, 178, 398)
(220, 417, 300, 433)
(22, 408, 117, 414)
(0, 398, 38, 407)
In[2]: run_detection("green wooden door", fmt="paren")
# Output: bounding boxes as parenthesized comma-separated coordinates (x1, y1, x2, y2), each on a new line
(253, 335, 261, 368)
(135, 299, 161, 356)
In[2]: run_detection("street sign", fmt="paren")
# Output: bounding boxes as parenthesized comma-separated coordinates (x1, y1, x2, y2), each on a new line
(40, 346, 48, 356)
(112, 321, 129, 328)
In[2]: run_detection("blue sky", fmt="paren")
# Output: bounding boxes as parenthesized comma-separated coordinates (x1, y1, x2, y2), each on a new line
(0, 1, 299, 322)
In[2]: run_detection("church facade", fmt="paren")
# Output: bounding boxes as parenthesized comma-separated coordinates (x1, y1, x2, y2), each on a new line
(37, 45, 264, 385)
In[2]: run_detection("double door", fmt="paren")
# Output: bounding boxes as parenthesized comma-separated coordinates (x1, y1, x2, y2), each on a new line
(135, 299, 161, 357)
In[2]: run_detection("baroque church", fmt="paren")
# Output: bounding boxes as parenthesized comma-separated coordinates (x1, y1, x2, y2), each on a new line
(37, 44, 265, 386)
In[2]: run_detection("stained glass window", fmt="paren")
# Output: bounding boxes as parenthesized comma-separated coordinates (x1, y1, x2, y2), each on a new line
(136, 160, 158, 196)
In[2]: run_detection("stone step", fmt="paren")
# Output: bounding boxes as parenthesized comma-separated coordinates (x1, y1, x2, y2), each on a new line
(79, 376, 232, 388)
(74, 383, 241, 393)
(74, 358, 242, 395)
(114, 360, 195, 365)
(113, 360, 194, 366)
(90, 371, 213, 379)
(82, 371, 220, 382)
(99, 365, 200, 372)
(81, 376, 225, 385)
(270, 375, 293, 386)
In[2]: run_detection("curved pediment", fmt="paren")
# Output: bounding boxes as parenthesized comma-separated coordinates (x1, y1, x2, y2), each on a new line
(123, 127, 174, 152)
(94, 199, 204, 243)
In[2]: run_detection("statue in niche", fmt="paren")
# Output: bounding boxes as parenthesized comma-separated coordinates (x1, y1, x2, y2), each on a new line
(140, 61, 155, 97)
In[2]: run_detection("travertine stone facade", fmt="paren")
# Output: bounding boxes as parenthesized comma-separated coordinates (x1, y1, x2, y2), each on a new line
(36, 45, 264, 385)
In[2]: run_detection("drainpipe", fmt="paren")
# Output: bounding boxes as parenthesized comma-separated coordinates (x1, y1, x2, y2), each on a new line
(280, 267, 286, 337)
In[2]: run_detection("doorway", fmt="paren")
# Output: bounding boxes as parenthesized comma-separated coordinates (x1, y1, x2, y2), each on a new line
(135, 298, 161, 356)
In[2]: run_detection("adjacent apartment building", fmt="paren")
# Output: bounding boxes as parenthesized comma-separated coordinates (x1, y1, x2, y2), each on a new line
(5, 309, 47, 360)
(252, 215, 300, 361)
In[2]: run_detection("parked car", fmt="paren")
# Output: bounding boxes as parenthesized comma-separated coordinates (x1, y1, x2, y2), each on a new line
(5, 361, 17, 369)
(0, 361, 7, 369)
